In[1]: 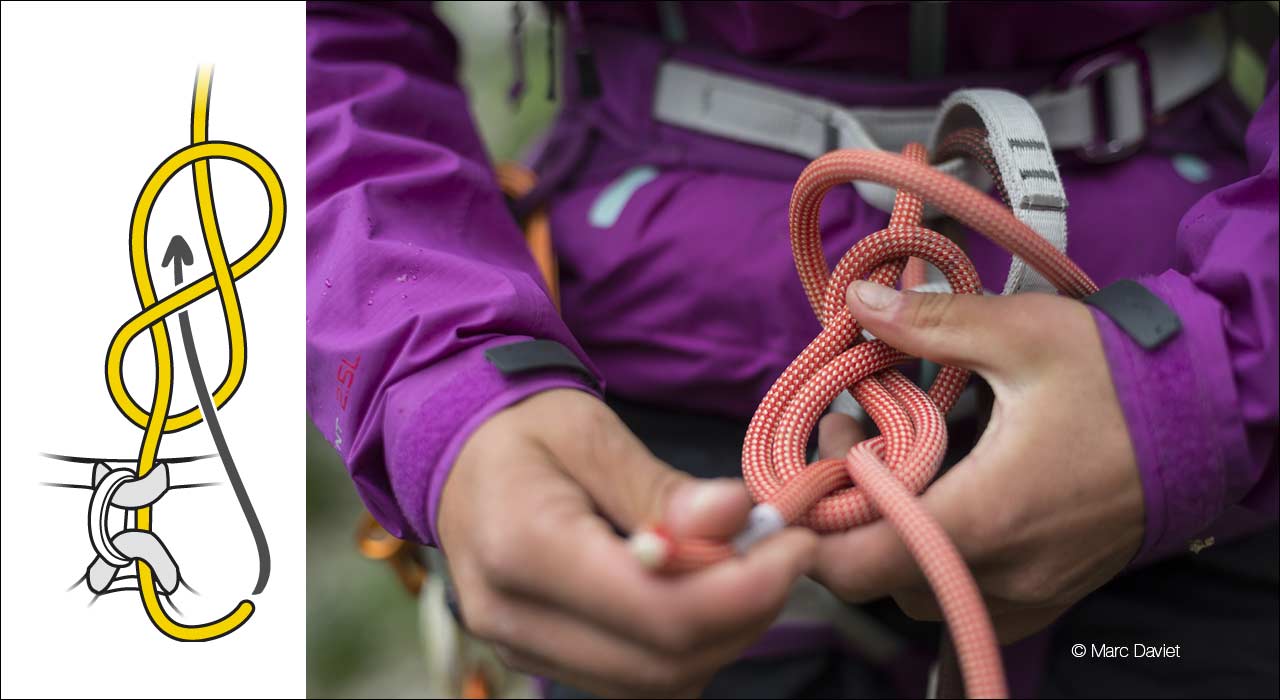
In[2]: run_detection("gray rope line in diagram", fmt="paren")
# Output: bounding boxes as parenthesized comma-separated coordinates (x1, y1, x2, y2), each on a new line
(163, 234, 271, 595)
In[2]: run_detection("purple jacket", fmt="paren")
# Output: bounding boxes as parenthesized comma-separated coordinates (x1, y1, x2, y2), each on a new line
(306, 2, 1278, 571)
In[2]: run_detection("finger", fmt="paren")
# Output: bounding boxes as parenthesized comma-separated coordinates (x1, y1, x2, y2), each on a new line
(500, 502, 816, 653)
(846, 281, 1048, 375)
(811, 445, 1000, 602)
(817, 412, 866, 461)
(813, 503, 954, 603)
(530, 394, 760, 548)
(663, 478, 753, 540)
(474, 407, 813, 652)
(536, 396, 702, 534)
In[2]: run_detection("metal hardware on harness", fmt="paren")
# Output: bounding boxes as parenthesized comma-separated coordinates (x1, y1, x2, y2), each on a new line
(1058, 44, 1153, 163)
(652, 11, 1227, 193)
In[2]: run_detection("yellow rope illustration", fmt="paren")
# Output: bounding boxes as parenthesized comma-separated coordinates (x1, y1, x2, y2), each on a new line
(103, 65, 284, 641)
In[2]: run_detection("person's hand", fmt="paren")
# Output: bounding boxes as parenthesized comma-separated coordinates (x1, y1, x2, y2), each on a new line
(813, 281, 1144, 643)
(439, 389, 817, 697)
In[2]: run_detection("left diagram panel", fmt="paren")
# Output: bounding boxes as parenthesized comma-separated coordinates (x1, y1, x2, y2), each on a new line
(0, 2, 306, 697)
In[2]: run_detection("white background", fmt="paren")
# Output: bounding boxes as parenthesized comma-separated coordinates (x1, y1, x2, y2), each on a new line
(1, 2, 305, 697)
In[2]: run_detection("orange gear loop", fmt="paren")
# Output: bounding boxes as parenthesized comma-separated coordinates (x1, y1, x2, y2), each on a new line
(635, 142, 1100, 699)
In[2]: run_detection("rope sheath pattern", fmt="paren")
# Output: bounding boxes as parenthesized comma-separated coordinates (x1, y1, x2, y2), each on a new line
(634, 137, 1099, 698)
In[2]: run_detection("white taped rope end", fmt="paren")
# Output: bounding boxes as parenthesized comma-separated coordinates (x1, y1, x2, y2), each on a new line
(732, 504, 786, 554)
(629, 530, 670, 570)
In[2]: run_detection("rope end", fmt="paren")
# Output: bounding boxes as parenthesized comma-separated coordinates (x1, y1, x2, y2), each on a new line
(629, 529, 671, 570)
(732, 504, 786, 554)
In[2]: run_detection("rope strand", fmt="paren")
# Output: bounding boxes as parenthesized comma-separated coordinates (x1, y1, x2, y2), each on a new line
(632, 137, 1101, 699)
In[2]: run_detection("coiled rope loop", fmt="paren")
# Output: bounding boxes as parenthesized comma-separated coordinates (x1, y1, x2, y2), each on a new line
(633, 138, 1099, 699)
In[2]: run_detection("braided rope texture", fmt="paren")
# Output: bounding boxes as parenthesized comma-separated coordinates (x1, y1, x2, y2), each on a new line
(641, 137, 1099, 698)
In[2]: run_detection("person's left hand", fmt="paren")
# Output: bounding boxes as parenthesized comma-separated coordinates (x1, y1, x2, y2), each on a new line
(811, 280, 1145, 643)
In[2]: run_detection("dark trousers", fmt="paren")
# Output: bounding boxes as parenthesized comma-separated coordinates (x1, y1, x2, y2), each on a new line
(550, 397, 1279, 699)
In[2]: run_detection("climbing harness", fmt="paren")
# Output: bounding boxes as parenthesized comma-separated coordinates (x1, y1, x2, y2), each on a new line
(652, 10, 1227, 210)
(629, 88, 1101, 699)
(497, 162, 560, 309)
(356, 512, 427, 596)
(77, 64, 285, 641)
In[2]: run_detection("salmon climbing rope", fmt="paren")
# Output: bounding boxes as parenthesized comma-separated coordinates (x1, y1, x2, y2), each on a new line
(630, 136, 1099, 699)
(102, 65, 284, 641)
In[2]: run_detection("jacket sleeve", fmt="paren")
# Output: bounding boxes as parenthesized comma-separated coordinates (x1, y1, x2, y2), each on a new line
(1093, 45, 1279, 564)
(306, 1, 601, 545)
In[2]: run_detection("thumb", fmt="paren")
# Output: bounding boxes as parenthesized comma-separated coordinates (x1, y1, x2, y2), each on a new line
(662, 478, 753, 539)
(545, 395, 751, 538)
(846, 280, 1029, 373)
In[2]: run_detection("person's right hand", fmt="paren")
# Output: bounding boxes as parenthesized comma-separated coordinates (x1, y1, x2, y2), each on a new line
(438, 389, 816, 698)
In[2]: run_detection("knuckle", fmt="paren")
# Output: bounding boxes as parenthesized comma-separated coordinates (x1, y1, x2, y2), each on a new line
(475, 527, 530, 588)
(817, 569, 861, 603)
(460, 592, 501, 641)
(815, 559, 872, 603)
(463, 590, 525, 647)
(576, 395, 619, 443)
(905, 292, 954, 331)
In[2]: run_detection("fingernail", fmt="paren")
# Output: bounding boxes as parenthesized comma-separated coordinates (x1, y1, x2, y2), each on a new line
(689, 483, 714, 514)
(690, 481, 732, 514)
(665, 482, 711, 525)
(850, 281, 898, 310)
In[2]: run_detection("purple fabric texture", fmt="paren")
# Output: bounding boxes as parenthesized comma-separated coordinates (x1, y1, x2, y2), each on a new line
(306, 0, 1277, 579)
(307, 2, 602, 544)
(1092, 49, 1280, 564)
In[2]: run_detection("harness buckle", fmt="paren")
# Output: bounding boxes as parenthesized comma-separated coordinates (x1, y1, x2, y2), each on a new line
(1059, 44, 1153, 163)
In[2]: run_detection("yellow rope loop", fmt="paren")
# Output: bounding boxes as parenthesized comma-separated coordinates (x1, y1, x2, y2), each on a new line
(104, 65, 284, 641)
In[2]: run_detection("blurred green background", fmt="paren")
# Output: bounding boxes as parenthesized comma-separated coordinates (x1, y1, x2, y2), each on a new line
(307, 2, 558, 697)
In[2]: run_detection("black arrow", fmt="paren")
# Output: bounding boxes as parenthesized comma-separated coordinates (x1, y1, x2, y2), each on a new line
(163, 235, 271, 595)
(162, 236, 194, 286)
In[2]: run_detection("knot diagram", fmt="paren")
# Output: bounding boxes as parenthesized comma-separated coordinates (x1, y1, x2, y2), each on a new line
(45, 65, 284, 642)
